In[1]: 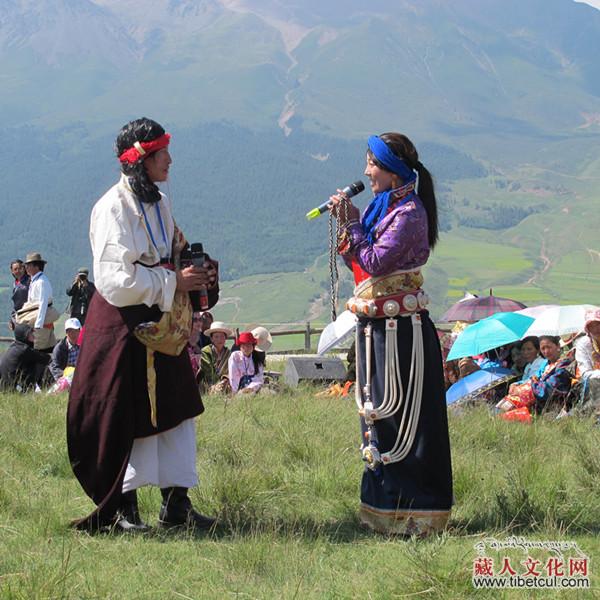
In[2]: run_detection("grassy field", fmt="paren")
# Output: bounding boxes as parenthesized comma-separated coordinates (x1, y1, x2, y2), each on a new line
(1, 383, 599, 599)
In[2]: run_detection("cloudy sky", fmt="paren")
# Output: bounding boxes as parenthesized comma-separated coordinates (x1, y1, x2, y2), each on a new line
(575, 0, 600, 9)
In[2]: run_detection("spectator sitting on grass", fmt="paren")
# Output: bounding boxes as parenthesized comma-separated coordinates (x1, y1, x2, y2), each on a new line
(497, 335, 572, 417)
(198, 311, 214, 349)
(513, 336, 546, 384)
(199, 321, 232, 394)
(228, 331, 265, 394)
(574, 309, 600, 418)
(49, 318, 82, 382)
(251, 325, 272, 366)
(0, 324, 50, 391)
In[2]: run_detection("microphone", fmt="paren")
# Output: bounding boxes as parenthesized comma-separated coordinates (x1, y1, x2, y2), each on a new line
(305, 180, 365, 220)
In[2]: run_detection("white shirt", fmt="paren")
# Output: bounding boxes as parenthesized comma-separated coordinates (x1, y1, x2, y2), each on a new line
(27, 271, 53, 329)
(228, 350, 264, 393)
(575, 336, 600, 379)
(90, 174, 177, 311)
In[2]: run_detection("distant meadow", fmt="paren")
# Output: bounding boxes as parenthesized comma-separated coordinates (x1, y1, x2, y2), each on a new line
(2, 0, 600, 330)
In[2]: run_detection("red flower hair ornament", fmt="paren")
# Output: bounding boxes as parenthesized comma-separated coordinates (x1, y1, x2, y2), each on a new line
(118, 133, 171, 164)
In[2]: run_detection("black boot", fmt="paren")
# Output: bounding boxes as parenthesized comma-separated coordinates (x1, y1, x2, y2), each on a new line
(114, 490, 151, 533)
(158, 487, 216, 531)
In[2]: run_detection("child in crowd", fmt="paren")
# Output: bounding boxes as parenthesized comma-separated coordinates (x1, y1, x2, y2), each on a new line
(228, 331, 265, 394)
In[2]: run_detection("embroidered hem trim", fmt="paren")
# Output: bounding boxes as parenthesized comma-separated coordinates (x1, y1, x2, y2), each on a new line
(359, 504, 451, 536)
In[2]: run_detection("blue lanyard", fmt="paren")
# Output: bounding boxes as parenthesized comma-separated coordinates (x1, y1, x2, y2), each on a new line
(243, 356, 253, 375)
(139, 201, 169, 259)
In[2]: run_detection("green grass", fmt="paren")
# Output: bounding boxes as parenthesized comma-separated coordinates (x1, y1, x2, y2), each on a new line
(483, 285, 554, 305)
(1, 389, 599, 599)
(543, 251, 600, 303)
(428, 231, 534, 292)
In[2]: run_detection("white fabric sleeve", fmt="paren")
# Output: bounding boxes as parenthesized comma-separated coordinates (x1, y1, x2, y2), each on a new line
(34, 279, 51, 329)
(91, 198, 177, 311)
(575, 337, 594, 376)
(228, 352, 241, 392)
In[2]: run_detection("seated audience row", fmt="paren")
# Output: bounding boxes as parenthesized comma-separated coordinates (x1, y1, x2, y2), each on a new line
(0, 324, 50, 391)
(444, 333, 575, 417)
(187, 315, 272, 396)
(573, 309, 600, 418)
(0, 319, 82, 393)
(497, 335, 572, 418)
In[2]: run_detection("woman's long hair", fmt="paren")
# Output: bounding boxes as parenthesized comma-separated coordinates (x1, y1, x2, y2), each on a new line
(114, 117, 165, 204)
(251, 349, 266, 374)
(370, 132, 439, 249)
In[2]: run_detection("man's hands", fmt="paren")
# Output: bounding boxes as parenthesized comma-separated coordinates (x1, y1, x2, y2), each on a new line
(176, 261, 218, 292)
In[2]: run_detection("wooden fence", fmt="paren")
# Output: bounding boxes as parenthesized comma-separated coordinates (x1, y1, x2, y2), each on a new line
(0, 322, 326, 353)
(229, 322, 324, 352)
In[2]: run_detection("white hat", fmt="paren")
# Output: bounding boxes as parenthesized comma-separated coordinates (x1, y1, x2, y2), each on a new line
(251, 326, 272, 353)
(205, 321, 232, 337)
(65, 317, 82, 331)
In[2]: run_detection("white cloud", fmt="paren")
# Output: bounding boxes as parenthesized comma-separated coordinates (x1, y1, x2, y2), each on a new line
(574, 0, 600, 10)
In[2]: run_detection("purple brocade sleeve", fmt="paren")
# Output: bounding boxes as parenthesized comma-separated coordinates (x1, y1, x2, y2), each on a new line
(342, 197, 430, 276)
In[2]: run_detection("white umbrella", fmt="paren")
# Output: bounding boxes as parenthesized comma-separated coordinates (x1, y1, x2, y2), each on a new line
(516, 304, 559, 319)
(317, 310, 358, 355)
(522, 304, 599, 337)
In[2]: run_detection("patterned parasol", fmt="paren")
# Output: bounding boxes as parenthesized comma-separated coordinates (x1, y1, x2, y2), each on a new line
(441, 291, 527, 323)
(446, 369, 517, 406)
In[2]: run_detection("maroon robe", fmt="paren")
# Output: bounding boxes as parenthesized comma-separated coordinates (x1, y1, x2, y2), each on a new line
(67, 288, 217, 531)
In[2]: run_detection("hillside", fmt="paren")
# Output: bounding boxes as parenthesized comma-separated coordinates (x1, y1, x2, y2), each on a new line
(1, 0, 599, 329)
(0, 122, 487, 319)
(2, 0, 600, 139)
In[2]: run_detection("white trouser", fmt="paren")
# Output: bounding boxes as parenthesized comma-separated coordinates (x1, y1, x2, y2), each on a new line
(122, 418, 198, 492)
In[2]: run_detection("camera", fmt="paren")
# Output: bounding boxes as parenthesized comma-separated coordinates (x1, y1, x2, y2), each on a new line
(180, 242, 210, 311)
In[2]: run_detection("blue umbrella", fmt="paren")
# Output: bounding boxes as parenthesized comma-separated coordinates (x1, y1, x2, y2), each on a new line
(446, 367, 515, 405)
(446, 312, 534, 361)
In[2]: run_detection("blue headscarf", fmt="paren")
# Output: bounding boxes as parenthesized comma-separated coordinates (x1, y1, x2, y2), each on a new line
(362, 135, 417, 244)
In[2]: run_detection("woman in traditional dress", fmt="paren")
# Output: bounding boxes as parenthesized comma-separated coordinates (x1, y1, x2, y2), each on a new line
(497, 335, 572, 419)
(199, 321, 232, 393)
(513, 336, 546, 383)
(574, 309, 600, 418)
(228, 331, 265, 394)
(330, 133, 452, 536)
(67, 118, 219, 532)
(575, 310, 600, 378)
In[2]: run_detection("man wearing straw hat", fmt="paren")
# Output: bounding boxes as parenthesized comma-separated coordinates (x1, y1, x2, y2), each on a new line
(20, 252, 58, 352)
(199, 321, 233, 393)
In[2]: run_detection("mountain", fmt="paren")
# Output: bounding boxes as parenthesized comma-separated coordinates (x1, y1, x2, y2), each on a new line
(2, 0, 600, 139)
(0, 0, 599, 329)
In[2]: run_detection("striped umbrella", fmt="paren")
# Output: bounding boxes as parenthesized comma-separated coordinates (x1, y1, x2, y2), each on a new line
(441, 291, 527, 323)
